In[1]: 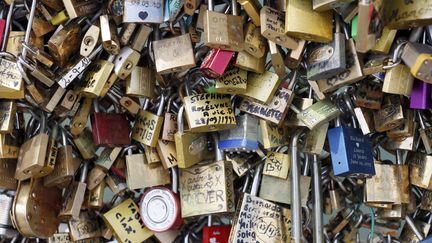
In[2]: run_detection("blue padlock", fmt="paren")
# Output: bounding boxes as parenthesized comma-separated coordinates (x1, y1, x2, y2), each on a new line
(218, 114, 259, 152)
(328, 116, 375, 177)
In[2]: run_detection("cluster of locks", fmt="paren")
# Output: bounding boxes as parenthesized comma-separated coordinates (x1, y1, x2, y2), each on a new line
(2, 0, 432, 242)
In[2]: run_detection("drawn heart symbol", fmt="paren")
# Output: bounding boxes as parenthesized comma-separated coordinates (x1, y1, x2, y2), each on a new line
(139, 11, 148, 20)
(13, 81, 18, 87)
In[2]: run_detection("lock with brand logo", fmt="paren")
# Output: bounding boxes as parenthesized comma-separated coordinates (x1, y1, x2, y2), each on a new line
(140, 167, 183, 232)
(174, 105, 209, 168)
(204, 0, 244, 51)
(285, 0, 333, 43)
(11, 179, 61, 238)
(58, 161, 89, 220)
(153, 21, 196, 74)
(44, 128, 81, 188)
(218, 114, 259, 153)
(91, 99, 130, 147)
(132, 96, 165, 147)
(15, 112, 57, 180)
(307, 15, 346, 80)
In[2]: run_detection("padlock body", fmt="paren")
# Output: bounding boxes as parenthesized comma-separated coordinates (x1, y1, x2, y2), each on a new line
(218, 114, 259, 152)
(307, 33, 346, 80)
(200, 49, 234, 79)
(328, 126, 375, 177)
(131, 110, 164, 147)
(204, 11, 244, 52)
(15, 133, 49, 180)
(410, 79, 432, 109)
(202, 225, 231, 243)
(91, 112, 131, 147)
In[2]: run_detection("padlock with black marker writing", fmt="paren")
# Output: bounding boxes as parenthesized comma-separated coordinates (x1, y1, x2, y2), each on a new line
(214, 66, 247, 94)
(81, 55, 115, 98)
(132, 96, 165, 147)
(260, 6, 298, 50)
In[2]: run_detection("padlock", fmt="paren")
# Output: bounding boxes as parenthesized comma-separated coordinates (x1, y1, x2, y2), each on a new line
(373, 95, 405, 132)
(85, 178, 105, 209)
(0, 52, 24, 99)
(400, 213, 428, 242)
(131, 96, 165, 147)
(238, 0, 261, 26)
(285, 0, 333, 43)
(183, 78, 236, 132)
(119, 23, 137, 46)
(387, 108, 415, 139)
(0, 192, 17, 239)
(0, 100, 16, 134)
(303, 123, 329, 155)
(100, 14, 120, 55)
(260, 6, 298, 49)
(103, 198, 153, 242)
(379, 0, 432, 29)
(156, 139, 178, 169)
(73, 127, 96, 160)
(200, 48, 234, 79)
(58, 161, 88, 220)
(409, 152, 432, 190)
(259, 119, 289, 149)
(244, 22, 266, 58)
(140, 167, 183, 232)
(113, 46, 140, 80)
(214, 66, 247, 94)
(174, 105, 209, 168)
(11, 179, 61, 238)
(234, 49, 265, 74)
(297, 99, 341, 130)
(327, 103, 375, 177)
(307, 14, 345, 80)
(0, 159, 17, 190)
(0, 111, 23, 159)
(328, 179, 344, 211)
(285, 39, 306, 70)
(179, 135, 235, 217)
(90, 99, 130, 147)
(202, 216, 231, 243)
(353, 0, 377, 53)
(241, 70, 280, 104)
(125, 146, 170, 189)
(268, 40, 286, 78)
(81, 55, 115, 98)
(316, 24, 364, 93)
(286, 87, 314, 127)
(123, 0, 164, 23)
(22, 42, 55, 68)
(126, 66, 155, 98)
(371, 26, 398, 54)
(419, 111, 432, 154)
(229, 163, 292, 242)
(130, 24, 153, 52)
(161, 94, 178, 141)
(81, 25, 100, 57)
(62, 0, 100, 19)
(382, 64, 414, 96)
(44, 128, 81, 188)
(86, 165, 107, 191)
(31, 6, 56, 37)
(204, 0, 244, 52)
(354, 78, 383, 110)
(15, 112, 57, 180)
(68, 211, 102, 241)
(410, 79, 432, 109)
(17, 56, 55, 88)
(153, 21, 196, 74)
(401, 41, 432, 83)
(218, 114, 259, 153)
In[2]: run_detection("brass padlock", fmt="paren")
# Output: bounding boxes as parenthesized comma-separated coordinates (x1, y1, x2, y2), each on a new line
(260, 119, 289, 149)
(48, 19, 83, 68)
(100, 14, 120, 55)
(241, 70, 280, 104)
(63, 0, 100, 19)
(0, 100, 16, 134)
(215, 66, 247, 94)
(156, 139, 179, 169)
(81, 56, 115, 98)
(260, 6, 299, 49)
(234, 49, 265, 73)
(373, 96, 405, 132)
(131, 97, 165, 147)
(244, 22, 266, 58)
(126, 66, 155, 98)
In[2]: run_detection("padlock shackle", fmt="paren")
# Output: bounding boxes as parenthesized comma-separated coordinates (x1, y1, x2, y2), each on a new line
(1, 1, 15, 52)
(290, 128, 305, 243)
(405, 215, 424, 240)
(312, 154, 324, 243)
(60, 127, 67, 146)
(177, 105, 185, 133)
(409, 27, 424, 43)
(171, 167, 178, 193)
(79, 161, 89, 183)
(250, 163, 262, 196)
(21, 0, 36, 60)
(157, 94, 165, 116)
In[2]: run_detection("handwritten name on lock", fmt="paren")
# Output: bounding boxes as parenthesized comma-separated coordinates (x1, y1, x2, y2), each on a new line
(103, 199, 153, 243)
(230, 194, 292, 243)
(216, 67, 247, 91)
(240, 88, 292, 125)
(263, 152, 290, 179)
(0, 59, 22, 91)
(184, 94, 236, 127)
(180, 161, 234, 217)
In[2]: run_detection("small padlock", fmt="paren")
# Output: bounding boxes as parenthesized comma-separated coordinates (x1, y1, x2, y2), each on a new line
(73, 127, 96, 160)
(418, 111, 432, 155)
(80, 25, 100, 57)
(100, 14, 120, 55)
(131, 96, 165, 147)
(126, 65, 156, 98)
(297, 99, 341, 130)
(380, 0, 432, 29)
(409, 151, 432, 190)
(140, 167, 183, 232)
(373, 95, 405, 132)
(58, 161, 89, 220)
(238, 0, 261, 26)
(382, 64, 414, 96)
(234, 49, 265, 74)
(68, 211, 102, 241)
(202, 216, 231, 243)
(200, 48, 234, 79)
(214, 66, 247, 94)
(91, 99, 130, 147)
(241, 70, 280, 104)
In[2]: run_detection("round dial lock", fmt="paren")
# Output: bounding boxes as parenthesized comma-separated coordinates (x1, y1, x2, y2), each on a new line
(140, 187, 182, 232)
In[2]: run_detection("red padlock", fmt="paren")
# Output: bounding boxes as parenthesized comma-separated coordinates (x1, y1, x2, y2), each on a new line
(90, 99, 131, 147)
(140, 168, 183, 232)
(0, 6, 8, 49)
(202, 216, 231, 243)
(200, 48, 234, 79)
